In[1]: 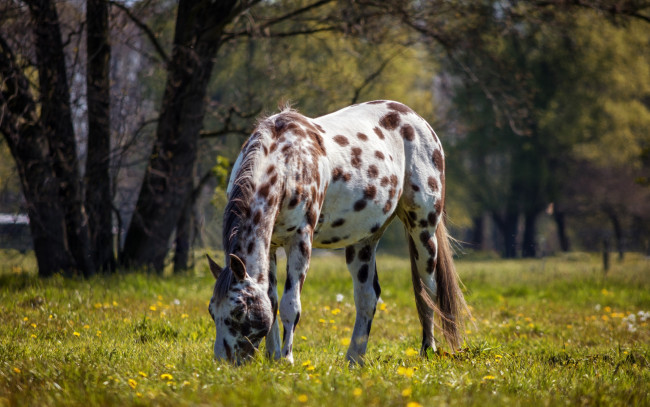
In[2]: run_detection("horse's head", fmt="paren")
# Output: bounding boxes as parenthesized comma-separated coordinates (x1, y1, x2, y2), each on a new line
(206, 254, 273, 364)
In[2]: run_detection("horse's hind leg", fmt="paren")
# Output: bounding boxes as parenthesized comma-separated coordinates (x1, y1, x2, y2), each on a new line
(344, 240, 381, 365)
(401, 211, 442, 356)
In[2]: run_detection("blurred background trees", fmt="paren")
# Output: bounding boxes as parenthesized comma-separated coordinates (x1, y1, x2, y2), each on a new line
(0, 0, 648, 276)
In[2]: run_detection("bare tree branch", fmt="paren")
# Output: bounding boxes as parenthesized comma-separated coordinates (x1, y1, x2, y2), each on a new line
(350, 48, 403, 104)
(223, 0, 335, 40)
(109, 0, 170, 64)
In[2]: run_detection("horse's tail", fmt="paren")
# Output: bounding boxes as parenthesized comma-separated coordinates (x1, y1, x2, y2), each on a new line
(434, 219, 470, 350)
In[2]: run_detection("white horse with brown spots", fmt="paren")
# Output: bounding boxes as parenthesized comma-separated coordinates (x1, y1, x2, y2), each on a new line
(207, 100, 468, 365)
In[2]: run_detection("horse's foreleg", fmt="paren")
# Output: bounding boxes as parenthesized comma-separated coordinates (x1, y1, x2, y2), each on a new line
(279, 233, 312, 364)
(266, 249, 282, 360)
(345, 241, 381, 366)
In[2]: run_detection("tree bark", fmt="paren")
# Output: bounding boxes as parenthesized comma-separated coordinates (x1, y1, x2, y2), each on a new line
(521, 211, 537, 258)
(493, 210, 519, 258)
(86, 0, 115, 272)
(28, 0, 95, 276)
(173, 198, 193, 273)
(553, 209, 570, 252)
(121, 0, 244, 272)
(470, 215, 484, 250)
(0, 36, 75, 277)
(604, 208, 624, 261)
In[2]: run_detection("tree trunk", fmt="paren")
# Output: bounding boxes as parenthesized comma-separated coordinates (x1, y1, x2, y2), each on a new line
(173, 198, 193, 273)
(521, 211, 537, 258)
(553, 209, 570, 252)
(0, 37, 75, 277)
(605, 208, 624, 261)
(85, 0, 115, 272)
(493, 210, 519, 258)
(470, 215, 484, 250)
(121, 0, 242, 272)
(28, 0, 95, 276)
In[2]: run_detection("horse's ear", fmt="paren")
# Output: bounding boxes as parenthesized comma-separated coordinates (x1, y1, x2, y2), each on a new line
(206, 254, 222, 280)
(229, 254, 247, 282)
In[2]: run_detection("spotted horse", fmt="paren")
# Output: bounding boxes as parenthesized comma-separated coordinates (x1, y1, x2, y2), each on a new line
(207, 100, 469, 365)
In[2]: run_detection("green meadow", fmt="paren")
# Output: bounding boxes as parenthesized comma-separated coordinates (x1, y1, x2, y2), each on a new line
(1, 251, 648, 406)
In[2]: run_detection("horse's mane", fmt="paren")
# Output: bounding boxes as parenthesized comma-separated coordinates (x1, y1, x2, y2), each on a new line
(216, 136, 263, 299)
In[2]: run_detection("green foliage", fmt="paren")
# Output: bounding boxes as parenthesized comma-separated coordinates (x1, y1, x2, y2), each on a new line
(1, 251, 649, 406)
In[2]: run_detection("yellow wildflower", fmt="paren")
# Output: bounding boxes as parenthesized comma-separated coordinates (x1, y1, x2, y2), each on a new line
(353, 388, 363, 397)
(401, 387, 413, 397)
(31, 334, 37, 339)
(397, 366, 415, 378)
(138, 371, 148, 378)
(340, 337, 351, 346)
(406, 402, 422, 407)
(379, 303, 387, 311)
(160, 373, 173, 380)
(405, 348, 419, 357)
(604, 306, 612, 313)
(181, 314, 189, 319)
(302, 360, 312, 367)
(73, 331, 80, 337)
(601, 315, 610, 321)
(128, 379, 137, 389)
(13, 367, 21, 374)
(482, 375, 495, 381)
(301, 336, 307, 340)
(149, 305, 157, 311)
(297, 394, 308, 403)
(83, 324, 90, 329)
(331, 308, 341, 315)
(23, 317, 28, 322)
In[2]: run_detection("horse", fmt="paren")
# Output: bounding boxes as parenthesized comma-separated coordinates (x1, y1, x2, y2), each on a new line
(206, 100, 468, 365)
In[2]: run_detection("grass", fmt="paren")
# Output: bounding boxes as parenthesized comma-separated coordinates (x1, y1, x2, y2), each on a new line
(0, 250, 649, 406)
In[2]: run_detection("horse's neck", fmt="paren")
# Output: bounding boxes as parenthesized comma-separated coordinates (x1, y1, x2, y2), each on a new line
(235, 154, 279, 282)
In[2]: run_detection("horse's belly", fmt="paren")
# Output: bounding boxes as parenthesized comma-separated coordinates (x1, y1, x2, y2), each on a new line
(311, 182, 398, 249)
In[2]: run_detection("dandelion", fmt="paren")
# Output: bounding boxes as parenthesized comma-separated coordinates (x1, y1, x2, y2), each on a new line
(566, 324, 573, 329)
(301, 336, 307, 340)
(49, 315, 53, 319)
(329, 319, 335, 324)
(138, 371, 148, 378)
(93, 303, 102, 309)
(405, 348, 419, 357)
(96, 330, 102, 337)
(297, 394, 308, 403)
(113, 301, 118, 307)
(73, 331, 80, 337)
(128, 379, 137, 389)
(527, 323, 535, 329)
(31, 334, 37, 339)
(23, 317, 28, 322)
(465, 329, 472, 334)
(397, 366, 415, 378)
(149, 305, 157, 311)
(302, 360, 312, 367)
(341, 337, 351, 346)
(336, 294, 344, 302)
(379, 303, 387, 311)
(601, 315, 609, 321)
(181, 314, 189, 319)
(406, 402, 422, 407)
(401, 387, 412, 397)
(482, 375, 495, 381)
(604, 306, 612, 313)
(331, 308, 341, 315)
(353, 388, 363, 397)
(83, 324, 90, 329)
(13, 367, 21, 374)
(601, 289, 610, 296)
(136, 392, 142, 398)
(319, 318, 327, 324)
(160, 373, 173, 381)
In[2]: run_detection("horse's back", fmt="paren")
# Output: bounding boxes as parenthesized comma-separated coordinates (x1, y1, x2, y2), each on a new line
(306, 101, 444, 248)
